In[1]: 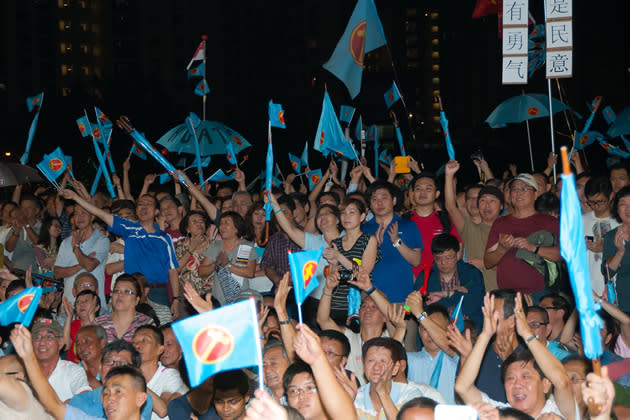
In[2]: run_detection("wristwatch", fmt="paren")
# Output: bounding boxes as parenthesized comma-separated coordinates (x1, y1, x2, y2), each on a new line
(73, 243, 81, 250)
(393, 238, 402, 248)
(417, 311, 428, 322)
(525, 334, 538, 345)
(25, 224, 31, 229)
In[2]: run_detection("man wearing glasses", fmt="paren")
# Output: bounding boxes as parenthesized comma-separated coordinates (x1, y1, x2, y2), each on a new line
(31, 318, 91, 402)
(69, 339, 154, 419)
(525, 306, 572, 361)
(485, 174, 561, 297)
(582, 176, 618, 295)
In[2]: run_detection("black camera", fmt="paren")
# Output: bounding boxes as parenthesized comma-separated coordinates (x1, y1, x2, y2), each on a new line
(338, 270, 354, 283)
(470, 150, 484, 162)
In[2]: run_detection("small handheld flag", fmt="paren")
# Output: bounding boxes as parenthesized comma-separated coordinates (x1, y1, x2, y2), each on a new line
(288, 153, 301, 174)
(26, 92, 44, 113)
(602, 106, 616, 125)
(36, 147, 68, 187)
(288, 247, 324, 324)
(130, 142, 147, 160)
(384, 82, 402, 109)
(94, 107, 113, 128)
(159, 173, 171, 184)
(314, 92, 358, 160)
(186, 38, 206, 70)
(354, 115, 363, 141)
(307, 169, 322, 190)
(437, 96, 455, 160)
(206, 169, 235, 182)
(300, 143, 309, 167)
(76, 116, 92, 138)
(187, 62, 205, 79)
(172, 299, 263, 388)
(0, 287, 43, 327)
(194, 79, 210, 96)
(451, 295, 465, 332)
(366, 125, 378, 142)
(339, 105, 355, 124)
(269, 101, 286, 129)
(226, 142, 238, 166)
(379, 149, 392, 165)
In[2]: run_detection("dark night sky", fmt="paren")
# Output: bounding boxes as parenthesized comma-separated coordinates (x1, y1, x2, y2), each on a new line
(0, 0, 628, 194)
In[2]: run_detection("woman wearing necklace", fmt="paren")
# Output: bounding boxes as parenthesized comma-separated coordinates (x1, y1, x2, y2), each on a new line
(175, 210, 212, 296)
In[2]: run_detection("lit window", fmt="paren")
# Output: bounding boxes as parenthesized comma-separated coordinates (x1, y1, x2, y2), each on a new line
(80, 22, 88, 31)
(431, 51, 439, 59)
(78, 0, 87, 8)
(58, 0, 70, 7)
(432, 64, 440, 72)
(80, 43, 89, 54)
(59, 20, 71, 31)
(432, 77, 440, 85)
(61, 64, 73, 75)
(62, 87, 72, 96)
(431, 26, 439, 33)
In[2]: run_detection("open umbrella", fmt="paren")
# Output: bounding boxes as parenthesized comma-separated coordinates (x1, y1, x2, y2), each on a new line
(607, 107, 630, 138)
(0, 162, 44, 187)
(157, 120, 251, 156)
(486, 93, 571, 171)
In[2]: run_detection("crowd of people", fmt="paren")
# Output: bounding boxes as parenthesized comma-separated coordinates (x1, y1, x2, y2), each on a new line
(0, 150, 627, 420)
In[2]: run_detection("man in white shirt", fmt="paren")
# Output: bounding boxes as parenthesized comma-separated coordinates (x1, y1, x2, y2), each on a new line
(582, 176, 618, 295)
(31, 318, 91, 402)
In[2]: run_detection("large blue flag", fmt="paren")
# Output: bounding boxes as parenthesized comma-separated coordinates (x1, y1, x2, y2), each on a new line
(288, 153, 301, 174)
(300, 143, 309, 167)
(560, 166, 603, 360)
(187, 62, 205, 79)
(307, 169, 322, 190)
(269, 101, 286, 129)
(439, 111, 455, 160)
(314, 92, 359, 160)
(172, 299, 263, 388)
(384, 82, 402, 109)
(0, 287, 42, 327)
(339, 105, 355, 124)
(194, 79, 210, 96)
(322, 0, 386, 98)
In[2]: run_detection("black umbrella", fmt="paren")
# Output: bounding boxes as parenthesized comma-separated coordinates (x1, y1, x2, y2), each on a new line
(0, 162, 44, 187)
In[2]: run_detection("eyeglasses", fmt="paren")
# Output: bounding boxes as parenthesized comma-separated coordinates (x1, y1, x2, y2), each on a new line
(528, 321, 548, 329)
(510, 186, 534, 193)
(215, 397, 243, 406)
(434, 254, 457, 263)
(33, 334, 61, 341)
(587, 199, 608, 207)
(287, 385, 318, 398)
(323, 350, 343, 359)
(79, 282, 94, 289)
(112, 289, 136, 296)
(102, 359, 129, 367)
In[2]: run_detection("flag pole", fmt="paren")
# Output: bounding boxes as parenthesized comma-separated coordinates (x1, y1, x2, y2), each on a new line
(525, 119, 535, 172)
(201, 35, 207, 121)
(249, 298, 265, 390)
(546, 79, 557, 183)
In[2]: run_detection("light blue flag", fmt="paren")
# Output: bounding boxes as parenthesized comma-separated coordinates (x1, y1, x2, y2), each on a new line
(64, 154, 75, 178)
(194, 79, 210, 96)
(307, 169, 322, 190)
(606, 157, 621, 168)
(271, 175, 283, 188)
(0, 287, 42, 327)
(439, 111, 455, 160)
(128, 130, 188, 186)
(175, 157, 187, 168)
(379, 149, 392, 165)
(185, 112, 205, 187)
(572, 96, 602, 159)
(339, 105, 355, 123)
(560, 169, 603, 360)
(288, 153, 301, 174)
(573, 131, 602, 151)
(429, 297, 463, 389)
(314, 92, 359, 160)
(366, 125, 377, 142)
(36, 148, 67, 186)
(394, 126, 406, 156)
(384, 81, 402, 109)
(429, 352, 444, 389)
(289, 248, 324, 324)
(206, 169, 235, 182)
(187, 62, 205, 79)
(20, 112, 40, 165)
(172, 299, 263, 388)
(226, 142, 238, 165)
(602, 106, 616, 125)
(451, 295, 465, 332)
(26, 92, 44, 113)
(94, 107, 113, 128)
(263, 140, 274, 221)
(269, 101, 286, 129)
(354, 115, 363, 141)
(322, 0, 386, 98)
(300, 143, 309, 167)
(159, 173, 171, 184)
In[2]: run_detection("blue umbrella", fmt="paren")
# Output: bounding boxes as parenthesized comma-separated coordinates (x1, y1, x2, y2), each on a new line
(157, 120, 251, 156)
(607, 107, 630, 138)
(485, 93, 570, 127)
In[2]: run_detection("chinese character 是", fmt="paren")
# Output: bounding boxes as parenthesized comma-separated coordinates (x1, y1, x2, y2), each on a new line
(550, 0, 570, 15)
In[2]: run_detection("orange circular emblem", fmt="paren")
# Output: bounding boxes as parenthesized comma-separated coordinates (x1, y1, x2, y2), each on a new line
(278, 111, 285, 125)
(192, 326, 234, 364)
(17, 294, 34, 313)
(580, 135, 589, 145)
(527, 107, 539, 116)
(48, 158, 63, 171)
(311, 174, 320, 184)
(291, 161, 297, 170)
(232, 136, 243, 146)
(302, 261, 318, 288)
(349, 21, 367, 66)
(320, 131, 325, 145)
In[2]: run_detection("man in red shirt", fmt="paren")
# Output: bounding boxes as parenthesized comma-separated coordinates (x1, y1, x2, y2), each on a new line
(408, 172, 460, 278)
(484, 174, 561, 295)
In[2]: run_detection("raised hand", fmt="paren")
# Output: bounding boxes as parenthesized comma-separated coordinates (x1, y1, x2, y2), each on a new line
(62, 297, 74, 318)
(294, 323, 325, 365)
(387, 221, 399, 243)
(333, 365, 358, 400)
(183, 282, 213, 313)
(10, 324, 34, 361)
(447, 323, 473, 358)
(244, 389, 288, 420)
(481, 293, 499, 338)
(122, 158, 130, 172)
(144, 174, 157, 186)
(514, 292, 533, 340)
(234, 168, 246, 184)
(273, 272, 292, 312)
(387, 304, 406, 330)
(445, 160, 460, 176)
(348, 271, 372, 291)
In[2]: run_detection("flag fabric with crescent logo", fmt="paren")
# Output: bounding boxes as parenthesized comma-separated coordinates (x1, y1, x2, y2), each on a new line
(602, 106, 616, 125)
(383, 82, 401, 109)
(339, 105, 355, 123)
(26, 92, 44, 113)
(206, 169, 234, 182)
(225, 142, 238, 165)
(366, 125, 378, 142)
(300, 143, 309, 167)
(36, 147, 68, 183)
(187, 62, 205, 79)
(354, 115, 363, 141)
(288, 153, 301, 173)
(130, 142, 148, 160)
(288, 247, 324, 305)
(0, 287, 42, 327)
(314, 92, 358, 160)
(269, 101, 286, 129)
(379, 149, 392, 165)
(94, 107, 113, 128)
(307, 169, 322, 190)
(573, 130, 601, 151)
(76, 116, 92, 138)
(194, 79, 210, 96)
(172, 299, 262, 388)
(322, 0, 386, 98)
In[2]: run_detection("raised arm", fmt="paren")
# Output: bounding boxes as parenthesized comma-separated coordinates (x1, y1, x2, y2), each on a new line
(455, 293, 498, 404)
(316, 264, 344, 332)
(274, 272, 297, 363)
(597, 294, 630, 348)
(175, 170, 218, 221)
(404, 291, 457, 357)
(444, 160, 466, 235)
(60, 187, 113, 227)
(266, 192, 306, 248)
(122, 158, 134, 202)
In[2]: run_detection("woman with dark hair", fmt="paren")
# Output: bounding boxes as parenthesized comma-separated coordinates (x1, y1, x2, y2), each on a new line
(94, 273, 155, 343)
(175, 210, 212, 296)
(198, 211, 257, 304)
(63, 289, 101, 362)
(603, 185, 630, 315)
(34, 216, 62, 272)
(245, 201, 274, 293)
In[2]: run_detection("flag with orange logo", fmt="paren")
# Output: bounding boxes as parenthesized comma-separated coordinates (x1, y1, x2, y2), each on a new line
(288, 247, 324, 307)
(0, 287, 42, 327)
(172, 299, 262, 388)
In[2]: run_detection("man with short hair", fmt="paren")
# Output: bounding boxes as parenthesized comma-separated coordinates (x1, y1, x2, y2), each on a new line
(610, 164, 630, 194)
(158, 325, 181, 370)
(54, 203, 110, 307)
(158, 196, 185, 247)
(231, 191, 253, 218)
(576, 172, 592, 214)
(76, 325, 108, 389)
(354, 337, 425, 420)
(4, 196, 42, 272)
(485, 174, 561, 295)
(582, 176, 618, 295)
(283, 361, 328, 420)
(263, 341, 291, 403)
(526, 306, 572, 362)
(396, 397, 438, 420)
(133, 325, 186, 420)
(538, 293, 572, 342)
(31, 318, 91, 402)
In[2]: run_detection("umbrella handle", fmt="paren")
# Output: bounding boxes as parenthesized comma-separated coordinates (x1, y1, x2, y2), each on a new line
(256, 222, 270, 247)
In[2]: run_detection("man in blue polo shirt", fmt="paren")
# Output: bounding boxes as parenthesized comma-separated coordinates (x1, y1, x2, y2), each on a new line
(362, 180, 422, 303)
(60, 188, 179, 313)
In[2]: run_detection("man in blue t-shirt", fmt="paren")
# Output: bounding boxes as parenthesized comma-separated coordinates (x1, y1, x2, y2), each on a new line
(361, 181, 422, 304)
(60, 189, 179, 312)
